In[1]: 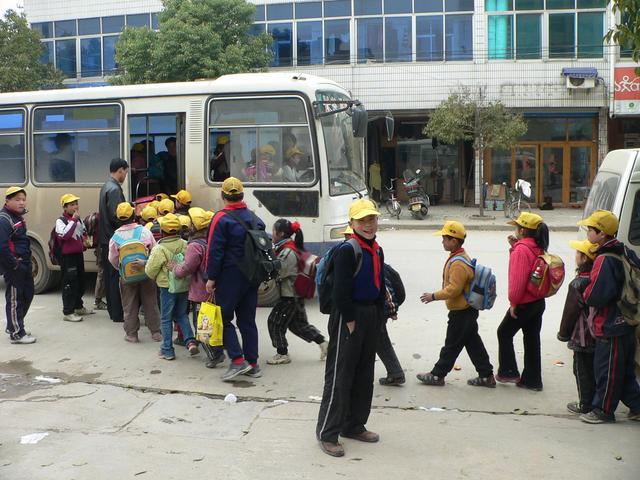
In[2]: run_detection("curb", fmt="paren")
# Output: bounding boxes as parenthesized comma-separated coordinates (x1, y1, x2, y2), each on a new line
(379, 223, 579, 233)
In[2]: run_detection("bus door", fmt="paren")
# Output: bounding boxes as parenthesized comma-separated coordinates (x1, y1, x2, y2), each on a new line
(128, 113, 186, 200)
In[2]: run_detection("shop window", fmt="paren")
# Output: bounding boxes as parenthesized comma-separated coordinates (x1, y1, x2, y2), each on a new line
(490, 149, 512, 185)
(325, 19, 350, 64)
(416, 16, 443, 61)
(296, 2, 322, 18)
(355, 0, 382, 16)
(384, 0, 411, 14)
(549, 13, 575, 58)
(297, 21, 323, 65)
(267, 3, 293, 21)
(126, 14, 150, 28)
(385, 17, 412, 62)
(56, 39, 77, 78)
(516, 14, 541, 59)
(488, 15, 513, 59)
(268, 23, 293, 67)
(324, 0, 351, 17)
(103, 35, 119, 73)
(54, 20, 76, 37)
(0, 110, 26, 184)
(32, 22, 53, 39)
(78, 18, 101, 36)
(357, 18, 383, 63)
(102, 16, 125, 34)
(415, 0, 443, 13)
(567, 118, 593, 141)
(570, 147, 591, 203)
(577, 12, 603, 58)
(522, 118, 567, 141)
(445, 15, 473, 60)
(80, 38, 102, 77)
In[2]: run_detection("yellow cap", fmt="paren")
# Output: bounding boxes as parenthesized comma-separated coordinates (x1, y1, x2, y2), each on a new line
(433, 220, 466, 240)
(348, 199, 380, 220)
(178, 215, 191, 229)
(569, 239, 598, 260)
(116, 202, 135, 221)
(131, 142, 145, 153)
(222, 176, 244, 195)
(189, 207, 214, 231)
(217, 136, 229, 145)
(286, 146, 303, 160)
(5, 186, 26, 198)
(159, 213, 181, 234)
(60, 193, 80, 207)
(171, 189, 192, 205)
(140, 205, 157, 222)
(258, 144, 276, 157)
(577, 210, 619, 236)
(507, 212, 543, 230)
(155, 193, 169, 202)
(342, 226, 354, 235)
(157, 198, 175, 215)
(148, 200, 159, 210)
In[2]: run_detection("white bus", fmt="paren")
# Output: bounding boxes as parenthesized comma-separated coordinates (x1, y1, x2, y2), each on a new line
(0, 73, 370, 300)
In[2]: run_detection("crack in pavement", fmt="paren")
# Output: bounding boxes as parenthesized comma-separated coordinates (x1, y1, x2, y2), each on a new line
(0, 388, 99, 404)
(112, 400, 155, 433)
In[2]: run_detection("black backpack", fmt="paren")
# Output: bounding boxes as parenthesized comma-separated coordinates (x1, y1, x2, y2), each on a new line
(384, 263, 405, 306)
(223, 210, 281, 286)
(317, 238, 363, 315)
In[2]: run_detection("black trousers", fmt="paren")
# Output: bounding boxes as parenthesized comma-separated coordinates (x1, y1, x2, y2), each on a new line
(267, 297, 324, 352)
(61, 253, 85, 315)
(497, 299, 545, 388)
(377, 318, 403, 378)
(100, 244, 123, 322)
(4, 266, 34, 340)
(316, 304, 381, 443)
(572, 350, 595, 411)
(432, 307, 493, 378)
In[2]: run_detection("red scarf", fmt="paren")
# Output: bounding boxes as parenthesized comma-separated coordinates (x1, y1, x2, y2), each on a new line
(223, 201, 248, 211)
(352, 234, 381, 290)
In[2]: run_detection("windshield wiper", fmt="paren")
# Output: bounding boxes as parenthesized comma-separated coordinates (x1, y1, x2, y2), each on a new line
(336, 175, 364, 198)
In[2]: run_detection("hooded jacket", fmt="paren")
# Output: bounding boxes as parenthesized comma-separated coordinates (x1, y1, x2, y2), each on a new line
(56, 212, 87, 255)
(145, 236, 187, 289)
(0, 206, 31, 275)
(508, 237, 543, 307)
(274, 239, 299, 298)
(173, 235, 208, 302)
(558, 271, 595, 352)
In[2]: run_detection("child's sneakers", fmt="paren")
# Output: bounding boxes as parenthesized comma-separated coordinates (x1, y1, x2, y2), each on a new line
(10, 335, 37, 344)
(94, 299, 107, 310)
(222, 360, 252, 381)
(187, 342, 200, 356)
(580, 409, 615, 424)
(74, 307, 94, 315)
(63, 313, 83, 322)
(467, 375, 496, 388)
(567, 402, 590, 415)
(628, 410, 640, 421)
(267, 353, 291, 365)
(158, 351, 176, 361)
(244, 364, 262, 378)
(319, 341, 328, 361)
(416, 372, 445, 386)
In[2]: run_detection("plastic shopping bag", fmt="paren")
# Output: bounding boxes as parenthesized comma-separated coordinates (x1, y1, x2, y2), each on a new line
(197, 298, 223, 347)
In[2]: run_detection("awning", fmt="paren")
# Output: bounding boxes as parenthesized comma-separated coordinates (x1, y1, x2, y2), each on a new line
(561, 67, 598, 78)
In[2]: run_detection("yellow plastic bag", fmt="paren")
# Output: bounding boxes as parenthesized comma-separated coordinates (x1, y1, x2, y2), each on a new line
(197, 299, 223, 347)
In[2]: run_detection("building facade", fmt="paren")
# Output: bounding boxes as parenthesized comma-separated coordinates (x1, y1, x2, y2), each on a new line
(22, 0, 640, 206)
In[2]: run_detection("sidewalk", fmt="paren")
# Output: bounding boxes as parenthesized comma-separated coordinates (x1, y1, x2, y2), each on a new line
(378, 204, 584, 232)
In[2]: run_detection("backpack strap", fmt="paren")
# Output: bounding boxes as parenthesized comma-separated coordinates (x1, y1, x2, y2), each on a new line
(346, 237, 363, 276)
(0, 212, 16, 236)
(223, 209, 257, 232)
(131, 225, 143, 241)
(449, 255, 475, 270)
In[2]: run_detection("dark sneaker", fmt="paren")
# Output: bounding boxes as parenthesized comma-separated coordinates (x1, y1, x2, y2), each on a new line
(173, 337, 186, 347)
(319, 441, 344, 457)
(94, 299, 107, 310)
(567, 402, 590, 415)
(243, 365, 262, 378)
(580, 410, 614, 424)
(187, 342, 200, 356)
(495, 374, 521, 384)
(379, 375, 406, 386)
(222, 361, 252, 381)
(516, 381, 543, 392)
(627, 410, 640, 421)
(416, 372, 445, 386)
(467, 375, 497, 388)
(158, 351, 176, 361)
(341, 430, 380, 443)
(205, 351, 226, 369)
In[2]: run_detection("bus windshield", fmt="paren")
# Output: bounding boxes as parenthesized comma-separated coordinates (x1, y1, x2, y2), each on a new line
(318, 93, 366, 196)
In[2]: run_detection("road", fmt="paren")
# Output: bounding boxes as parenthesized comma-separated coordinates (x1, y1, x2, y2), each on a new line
(0, 230, 638, 480)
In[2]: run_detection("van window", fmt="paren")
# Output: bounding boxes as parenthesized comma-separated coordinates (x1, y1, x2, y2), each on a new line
(0, 109, 25, 184)
(629, 190, 640, 246)
(583, 171, 620, 218)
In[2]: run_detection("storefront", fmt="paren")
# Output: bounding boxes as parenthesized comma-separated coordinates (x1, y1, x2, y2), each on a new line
(609, 66, 640, 151)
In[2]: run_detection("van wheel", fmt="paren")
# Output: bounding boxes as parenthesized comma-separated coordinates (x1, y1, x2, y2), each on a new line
(258, 279, 280, 307)
(31, 242, 61, 294)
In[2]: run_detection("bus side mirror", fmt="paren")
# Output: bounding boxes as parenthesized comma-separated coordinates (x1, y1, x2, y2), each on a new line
(351, 106, 368, 138)
(385, 114, 395, 142)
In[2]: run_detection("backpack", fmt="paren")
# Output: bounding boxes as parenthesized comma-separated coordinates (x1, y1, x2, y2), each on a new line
(223, 209, 281, 286)
(528, 252, 565, 299)
(292, 249, 319, 299)
(600, 250, 640, 326)
(384, 263, 405, 307)
(83, 212, 99, 249)
(48, 216, 68, 266)
(316, 238, 363, 315)
(189, 237, 208, 282)
(450, 256, 497, 311)
(112, 226, 149, 283)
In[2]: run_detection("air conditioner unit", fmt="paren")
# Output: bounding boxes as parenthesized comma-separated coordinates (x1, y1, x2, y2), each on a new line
(566, 76, 596, 89)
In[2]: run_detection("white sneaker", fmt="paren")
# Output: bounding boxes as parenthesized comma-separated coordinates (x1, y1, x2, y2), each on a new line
(319, 341, 329, 361)
(63, 313, 83, 322)
(266, 353, 291, 365)
(10, 335, 37, 344)
(74, 307, 94, 315)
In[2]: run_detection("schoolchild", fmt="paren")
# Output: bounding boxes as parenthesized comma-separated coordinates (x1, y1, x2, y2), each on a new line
(145, 213, 199, 360)
(497, 212, 549, 391)
(266, 219, 328, 365)
(172, 207, 225, 368)
(557, 239, 598, 415)
(140, 205, 157, 227)
(417, 221, 495, 388)
(316, 199, 385, 458)
(171, 190, 192, 216)
(56, 193, 92, 322)
(1, 187, 36, 344)
(578, 210, 640, 424)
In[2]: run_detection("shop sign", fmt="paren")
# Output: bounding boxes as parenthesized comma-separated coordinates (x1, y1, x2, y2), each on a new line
(614, 67, 640, 115)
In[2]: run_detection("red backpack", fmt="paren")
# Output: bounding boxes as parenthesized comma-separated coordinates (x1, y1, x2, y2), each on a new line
(528, 252, 565, 299)
(280, 241, 319, 299)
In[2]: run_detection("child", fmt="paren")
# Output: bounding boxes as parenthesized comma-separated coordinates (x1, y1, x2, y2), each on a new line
(578, 210, 640, 423)
(417, 221, 495, 388)
(171, 190, 192, 215)
(266, 219, 328, 365)
(108, 202, 162, 344)
(56, 194, 92, 322)
(145, 213, 199, 361)
(557, 239, 597, 415)
(0, 187, 35, 344)
(497, 212, 549, 391)
(172, 207, 225, 368)
(316, 199, 384, 458)
(140, 205, 157, 227)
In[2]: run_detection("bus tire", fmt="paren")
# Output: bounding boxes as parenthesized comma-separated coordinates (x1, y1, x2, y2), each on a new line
(258, 279, 280, 307)
(31, 241, 61, 294)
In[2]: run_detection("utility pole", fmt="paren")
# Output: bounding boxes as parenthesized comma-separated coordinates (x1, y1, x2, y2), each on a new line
(475, 86, 485, 217)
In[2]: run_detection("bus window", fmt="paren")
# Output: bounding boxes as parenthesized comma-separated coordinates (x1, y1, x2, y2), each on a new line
(208, 97, 315, 185)
(33, 104, 121, 184)
(0, 109, 26, 184)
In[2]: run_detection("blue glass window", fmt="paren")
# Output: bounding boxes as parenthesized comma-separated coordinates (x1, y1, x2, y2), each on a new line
(325, 19, 350, 63)
(297, 21, 323, 65)
(547, 0, 574, 8)
(517, 13, 541, 59)
(253, 4, 265, 22)
(445, 14, 473, 60)
(578, 0, 606, 7)
(32, 22, 53, 38)
(416, 16, 443, 61)
(0, 111, 23, 130)
(415, 0, 443, 12)
(515, 0, 543, 9)
(324, 0, 351, 17)
(486, 0, 512, 10)
(385, 17, 412, 62)
(81, 38, 101, 77)
(549, 13, 574, 58)
(267, 3, 293, 20)
(151, 13, 160, 29)
(268, 23, 293, 66)
(0, 110, 25, 184)
(488, 15, 513, 59)
(384, 0, 412, 14)
(103, 35, 120, 73)
(249, 23, 266, 36)
(446, 0, 474, 12)
(41, 41, 54, 65)
(578, 12, 604, 58)
(54, 20, 76, 37)
(56, 39, 76, 77)
(126, 14, 150, 28)
(78, 17, 100, 35)
(296, 2, 322, 18)
(355, 0, 382, 16)
(102, 16, 125, 34)
(357, 18, 383, 63)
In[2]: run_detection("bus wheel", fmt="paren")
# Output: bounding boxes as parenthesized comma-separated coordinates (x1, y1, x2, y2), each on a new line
(31, 242, 61, 294)
(258, 279, 280, 307)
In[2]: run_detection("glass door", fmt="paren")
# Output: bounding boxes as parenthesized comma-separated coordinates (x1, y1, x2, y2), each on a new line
(569, 146, 592, 204)
(514, 145, 538, 203)
(541, 146, 564, 204)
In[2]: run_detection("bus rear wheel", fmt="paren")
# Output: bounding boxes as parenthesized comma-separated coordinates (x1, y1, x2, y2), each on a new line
(31, 242, 61, 294)
(258, 279, 280, 307)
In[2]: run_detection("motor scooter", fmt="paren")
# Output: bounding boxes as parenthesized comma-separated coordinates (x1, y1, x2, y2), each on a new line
(403, 169, 430, 219)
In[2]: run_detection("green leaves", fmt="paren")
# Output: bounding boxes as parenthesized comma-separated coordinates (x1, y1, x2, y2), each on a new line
(606, 1, 640, 64)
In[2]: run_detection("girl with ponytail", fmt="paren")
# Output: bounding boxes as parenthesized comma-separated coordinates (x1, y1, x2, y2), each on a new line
(266, 219, 328, 365)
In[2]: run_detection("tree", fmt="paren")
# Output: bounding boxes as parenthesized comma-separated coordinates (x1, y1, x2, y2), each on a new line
(425, 88, 527, 216)
(0, 10, 64, 92)
(112, 0, 272, 85)
(605, 1, 640, 64)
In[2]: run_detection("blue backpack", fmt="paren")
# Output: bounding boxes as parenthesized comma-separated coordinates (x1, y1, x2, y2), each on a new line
(112, 226, 148, 283)
(316, 238, 362, 315)
(450, 256, 497, 311)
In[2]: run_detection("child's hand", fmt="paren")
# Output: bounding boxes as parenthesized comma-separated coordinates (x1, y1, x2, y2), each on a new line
(420, 292, 434, 304)
(507, 235, 518, 247)
(166, 261, 176, 271)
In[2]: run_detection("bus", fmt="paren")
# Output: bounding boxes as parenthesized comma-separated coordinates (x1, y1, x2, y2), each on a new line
(0, 73, 369, 302)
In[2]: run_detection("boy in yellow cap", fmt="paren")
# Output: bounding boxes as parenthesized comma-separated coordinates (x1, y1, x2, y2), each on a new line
(316, 198, 384, 457)
(171, 190, 192, 215)
(578, 210, 640, 424)
(56, 193, 91, 322)
(1, 187, 36, 344)
(558, 239, 598, 415)
(418, 221, 495, 388)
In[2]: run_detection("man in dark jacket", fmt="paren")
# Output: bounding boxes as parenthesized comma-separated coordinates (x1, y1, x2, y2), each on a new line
(98, 158, 128, 322)
(205, 177, 265, 382)
(1, 187, 36, 344)
(579, 210, 640, 424)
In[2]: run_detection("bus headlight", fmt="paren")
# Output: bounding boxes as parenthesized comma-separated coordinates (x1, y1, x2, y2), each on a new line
(329, 225, 349, 239)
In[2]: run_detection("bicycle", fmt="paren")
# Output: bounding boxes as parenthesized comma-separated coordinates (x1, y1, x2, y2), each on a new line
(385, 178, 401, 219)
(503, 179, 532, 220)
